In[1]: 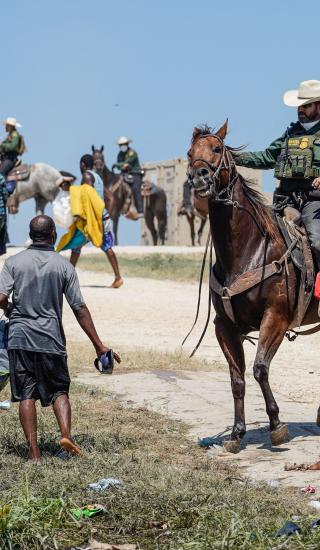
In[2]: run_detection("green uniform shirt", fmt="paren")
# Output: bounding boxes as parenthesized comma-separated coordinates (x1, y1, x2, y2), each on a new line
(235, 121, 320, 192)
(0, 130, 20, 154)
(115, 147, 141, 173)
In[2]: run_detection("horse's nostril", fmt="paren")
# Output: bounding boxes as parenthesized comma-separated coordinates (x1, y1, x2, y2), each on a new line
(199, 168, 208, 177)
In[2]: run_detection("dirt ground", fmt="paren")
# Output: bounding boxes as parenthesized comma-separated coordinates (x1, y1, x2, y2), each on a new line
(3, 247, 320, 488)
(65, 262, 320, 489)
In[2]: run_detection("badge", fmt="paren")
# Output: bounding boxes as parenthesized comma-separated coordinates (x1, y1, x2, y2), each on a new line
(299, 137, 309, 149)
(288, 139, 299, 147)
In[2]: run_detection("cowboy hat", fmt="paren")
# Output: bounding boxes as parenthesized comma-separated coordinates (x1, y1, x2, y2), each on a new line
(117, 136, 132, 145)
(3, 117, 22, 128)
(283, 80, 320, 107)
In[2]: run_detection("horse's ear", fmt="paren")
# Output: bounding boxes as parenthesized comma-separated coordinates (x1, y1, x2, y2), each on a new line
(101, 145, 104, 152)
(216, 119, 228, 140)
(91, 145, 95, 152)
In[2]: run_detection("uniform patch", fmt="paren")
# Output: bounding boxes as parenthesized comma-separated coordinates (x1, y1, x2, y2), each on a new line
(299, 137, 309, 149)
(288, 139, 300, 147)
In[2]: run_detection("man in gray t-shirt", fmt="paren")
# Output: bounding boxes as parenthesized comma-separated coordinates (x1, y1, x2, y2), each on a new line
(0, 215, 120, 462)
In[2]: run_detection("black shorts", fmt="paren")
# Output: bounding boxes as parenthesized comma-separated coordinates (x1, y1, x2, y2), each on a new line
(8, 349, 70, 407)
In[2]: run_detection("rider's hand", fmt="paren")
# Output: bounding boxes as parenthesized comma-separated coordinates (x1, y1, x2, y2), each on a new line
(122, 163, 130, 172)
(96, 344, 121, 364)
(312, 177, 320, 189)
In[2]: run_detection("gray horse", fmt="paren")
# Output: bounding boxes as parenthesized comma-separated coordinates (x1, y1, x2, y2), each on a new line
(7, 163, 75, 215)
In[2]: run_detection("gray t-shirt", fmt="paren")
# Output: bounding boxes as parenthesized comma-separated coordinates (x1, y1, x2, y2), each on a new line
(0, 244, 85, 355)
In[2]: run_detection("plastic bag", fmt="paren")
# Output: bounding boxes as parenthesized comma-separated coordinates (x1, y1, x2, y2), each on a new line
(52, 189, 74, 229)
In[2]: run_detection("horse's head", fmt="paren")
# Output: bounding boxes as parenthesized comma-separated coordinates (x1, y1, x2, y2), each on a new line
(187, 121, 234, 200)
(92, 145, 105, 175)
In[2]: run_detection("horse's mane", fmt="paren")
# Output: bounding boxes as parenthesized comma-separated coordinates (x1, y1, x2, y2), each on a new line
(191, 126, 279, 241)
(234, 171, 279, 241)
(192, 124, 214, 143)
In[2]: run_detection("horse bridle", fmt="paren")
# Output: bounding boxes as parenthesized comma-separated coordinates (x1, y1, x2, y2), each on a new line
(188, 134, 238, 204)
(188, 133, 266, 236)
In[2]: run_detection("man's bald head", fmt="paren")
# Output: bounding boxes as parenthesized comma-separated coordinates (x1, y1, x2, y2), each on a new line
(81, 171, 95, 186)
(29, 215, 57, 244)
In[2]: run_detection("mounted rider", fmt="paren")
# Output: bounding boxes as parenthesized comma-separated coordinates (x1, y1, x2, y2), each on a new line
(235, 80, 320, 275)
(0, 118, 25, 178)
(114, 136, 144, 219)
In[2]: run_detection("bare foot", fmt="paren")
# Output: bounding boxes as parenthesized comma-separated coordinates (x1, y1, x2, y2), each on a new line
(28, 448, 41, 464)
(60, 437, 81, 455)
(308, 461, 320, 470)
(109, 278, 124, 289)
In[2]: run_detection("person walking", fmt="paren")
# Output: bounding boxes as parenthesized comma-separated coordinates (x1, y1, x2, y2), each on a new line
(70, 154, 123, 289)
(0, 215, 120, 462)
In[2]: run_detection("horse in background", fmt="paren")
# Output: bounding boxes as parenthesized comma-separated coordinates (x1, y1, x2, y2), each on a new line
(6, 163, 75, 215)
(92, 146, 167, 245)
(184, 188, 208, 246)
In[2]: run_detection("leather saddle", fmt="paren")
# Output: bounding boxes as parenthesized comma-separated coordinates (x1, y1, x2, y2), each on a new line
(276, 207, 314, 326)
(141, 180, 157, 197)
(7, 163, 30, 181)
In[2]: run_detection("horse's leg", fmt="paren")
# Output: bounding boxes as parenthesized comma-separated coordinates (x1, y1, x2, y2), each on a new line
(253, 309, 289, 446)
(187, 214, 195, 246)
(35, 196, 48, 216)
(197, 218, 207, 245)
(158, 215, 166, 245)
(113, 216, 119, 246)
(145, 206, 158, 245)
(215, 316, 246, 453)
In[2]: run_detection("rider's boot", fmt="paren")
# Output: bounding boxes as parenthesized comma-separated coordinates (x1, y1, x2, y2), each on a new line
(132, 174, 144, 219)
(178, 180, 192, 216)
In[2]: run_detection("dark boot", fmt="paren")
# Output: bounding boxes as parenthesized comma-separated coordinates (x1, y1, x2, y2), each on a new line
(131, 174, 143, 217)
(179, 180, 192, 215)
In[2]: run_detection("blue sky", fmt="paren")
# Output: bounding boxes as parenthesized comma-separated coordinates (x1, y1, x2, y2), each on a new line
(3, 0, 319, 244)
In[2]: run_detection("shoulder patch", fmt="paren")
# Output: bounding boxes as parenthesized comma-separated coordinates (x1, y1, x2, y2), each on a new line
(128, 151, 135, 157)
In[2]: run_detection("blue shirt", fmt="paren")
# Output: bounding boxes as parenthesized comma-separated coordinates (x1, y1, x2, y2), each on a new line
(87, 170, 108, 217)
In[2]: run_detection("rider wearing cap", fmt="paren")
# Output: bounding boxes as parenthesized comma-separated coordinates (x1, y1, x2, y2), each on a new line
(114, 136, 144, 218)
(235, 80, 320, 272)
(0, 118, 24, 177)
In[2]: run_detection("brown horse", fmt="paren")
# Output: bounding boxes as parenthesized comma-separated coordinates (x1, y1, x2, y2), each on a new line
(187, 121, 319, 453)
(92, 146, 167, 245)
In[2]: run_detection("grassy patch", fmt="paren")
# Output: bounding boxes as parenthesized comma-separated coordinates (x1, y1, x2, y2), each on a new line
(67, 342, 224, 376)
(78, 253, 208, 283)
(0, 353, 319, 549)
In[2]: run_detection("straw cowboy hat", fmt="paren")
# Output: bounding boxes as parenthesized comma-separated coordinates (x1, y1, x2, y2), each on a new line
(3, 117, 22, 128)
(117, 136, 132, 145)
(283, 80, 320, 107)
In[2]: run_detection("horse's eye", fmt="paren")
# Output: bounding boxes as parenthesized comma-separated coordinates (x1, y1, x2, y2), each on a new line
(213, 146, 221, 153)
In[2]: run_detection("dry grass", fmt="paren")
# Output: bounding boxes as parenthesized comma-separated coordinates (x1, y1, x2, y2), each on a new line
(0, 350, 319, 548)
(77, 253, 208, 283)
(67, 342, 224, 377)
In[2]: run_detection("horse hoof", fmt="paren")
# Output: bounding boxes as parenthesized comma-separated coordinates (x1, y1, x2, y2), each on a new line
(223, 439, 241, 454)
(270, 423, 289, 446)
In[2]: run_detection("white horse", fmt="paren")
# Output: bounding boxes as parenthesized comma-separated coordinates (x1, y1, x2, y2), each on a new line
(7, 163, 75, 215)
